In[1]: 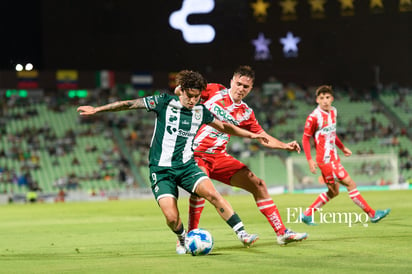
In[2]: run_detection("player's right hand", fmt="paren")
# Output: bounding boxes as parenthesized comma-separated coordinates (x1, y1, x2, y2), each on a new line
(174, 85, 182, 95)
(308, 159, 317, 174)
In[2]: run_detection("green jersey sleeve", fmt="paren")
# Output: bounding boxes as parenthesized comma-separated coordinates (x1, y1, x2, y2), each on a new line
(143, 93, 171, 113)
(201, 104, 215, 125)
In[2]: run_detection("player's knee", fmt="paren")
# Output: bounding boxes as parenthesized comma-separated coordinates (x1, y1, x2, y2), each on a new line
(243, 171, 267, 192)
(327, 189, 339, 198)
(205, 191, 221, 205)
(166, 217, 179, 230)
(247, 174, 268, 194)
(255, 177, 267, 190)
(198, 188, 215, 203)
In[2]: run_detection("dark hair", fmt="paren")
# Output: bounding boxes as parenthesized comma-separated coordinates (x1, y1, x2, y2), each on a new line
(233, 65, 255, 82)
(175, 70, 207, 92)
(315, 85, 333, 96)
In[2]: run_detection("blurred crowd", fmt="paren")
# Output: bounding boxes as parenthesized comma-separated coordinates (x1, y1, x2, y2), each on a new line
(1, 80, 412, 197)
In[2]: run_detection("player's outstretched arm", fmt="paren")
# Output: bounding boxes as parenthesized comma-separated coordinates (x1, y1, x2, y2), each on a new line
(208, 119, 269, 144)
(77, 99, 146, 116)
(256, 131, 301, 153)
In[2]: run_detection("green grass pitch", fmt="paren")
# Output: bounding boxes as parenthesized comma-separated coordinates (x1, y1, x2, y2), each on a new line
(1, 190, 411, 273)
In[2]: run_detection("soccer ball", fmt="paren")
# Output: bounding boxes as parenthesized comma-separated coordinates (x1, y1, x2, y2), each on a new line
(185, 228, 214, 256)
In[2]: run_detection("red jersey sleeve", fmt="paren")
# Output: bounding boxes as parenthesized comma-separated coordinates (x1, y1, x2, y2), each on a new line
(240, 111, 264, 134)
(302, 134, 312, 160)
(201, 83, 226, 102)
(302, 115, 317, 160)
(335, 136, 344, 150)
(303, 115, 317, 137)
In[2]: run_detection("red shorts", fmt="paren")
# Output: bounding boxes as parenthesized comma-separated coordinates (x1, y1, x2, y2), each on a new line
(193, 152, 246, 185)
(318, 160, 349, 184)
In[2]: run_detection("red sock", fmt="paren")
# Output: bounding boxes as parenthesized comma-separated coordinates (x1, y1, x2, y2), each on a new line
(188, 196, 205, 231)
(304, 192, 330, 216)
(349, 189, 375, 217)
(256, 199, 286, 236)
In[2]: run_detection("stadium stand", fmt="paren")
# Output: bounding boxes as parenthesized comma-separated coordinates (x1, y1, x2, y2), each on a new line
(1, 100, 135, 197)
(1, 85, 411, 201)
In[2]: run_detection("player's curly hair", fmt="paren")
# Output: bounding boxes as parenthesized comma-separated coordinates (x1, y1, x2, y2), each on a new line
(316, 85, 333, 96)
(233, 65, 255, 82)
(175, 70, 207, 92)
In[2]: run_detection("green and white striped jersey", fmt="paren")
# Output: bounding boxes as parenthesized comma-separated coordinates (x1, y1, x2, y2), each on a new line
(143, 93, 215, 167)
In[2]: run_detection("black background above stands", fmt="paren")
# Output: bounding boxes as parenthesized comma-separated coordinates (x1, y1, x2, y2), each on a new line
(1, 0, 411, 88)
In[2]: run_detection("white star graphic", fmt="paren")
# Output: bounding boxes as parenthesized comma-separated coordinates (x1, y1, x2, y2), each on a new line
(279, 32, 301, 57)
(252, 32, 272, 60)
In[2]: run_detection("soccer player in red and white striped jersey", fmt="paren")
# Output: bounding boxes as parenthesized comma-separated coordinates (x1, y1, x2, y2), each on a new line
(300, 85, 391, 225)
(177, 66, 308, 245)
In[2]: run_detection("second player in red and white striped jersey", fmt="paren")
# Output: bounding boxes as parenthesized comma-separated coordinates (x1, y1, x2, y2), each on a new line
(303, 105, 341, 164)
(194, 83, 264, 154)
(176, 66, 306, 244)
(299, 85, 390, 224)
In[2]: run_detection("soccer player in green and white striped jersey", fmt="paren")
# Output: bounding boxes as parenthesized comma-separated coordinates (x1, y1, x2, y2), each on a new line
(77, 70, 268, 254)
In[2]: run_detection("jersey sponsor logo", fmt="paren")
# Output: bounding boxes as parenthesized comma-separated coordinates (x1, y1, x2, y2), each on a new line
(177, 129, 196, 137)
(182, 120, 190, 125)
(167, 125, 196, 138)
(212, 104, 238, 125)
(209, 131, 229, 140)
(320, 124, 336, 134)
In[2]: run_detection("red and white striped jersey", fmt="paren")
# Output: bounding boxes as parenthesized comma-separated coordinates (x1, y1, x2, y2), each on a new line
(303, 106, 339, 163)
(194, 83, 263, 154)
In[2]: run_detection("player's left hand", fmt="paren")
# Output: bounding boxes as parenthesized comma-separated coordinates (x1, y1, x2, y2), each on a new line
(285, 141, 301, 153)
(77, 106, 97, 116)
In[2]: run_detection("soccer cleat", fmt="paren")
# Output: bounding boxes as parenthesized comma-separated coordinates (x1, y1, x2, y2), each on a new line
(370, 208, 391, 223)
(238, 231, 259, 248)
(176, 240, 187, 255)
(300, 213, 318, 226)
(277, 229, 308, 246)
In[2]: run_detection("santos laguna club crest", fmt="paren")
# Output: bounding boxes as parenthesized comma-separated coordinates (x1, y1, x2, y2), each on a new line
(195, 109, 201, 120)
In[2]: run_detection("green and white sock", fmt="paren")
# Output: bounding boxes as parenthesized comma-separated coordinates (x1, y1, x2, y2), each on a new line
(226, 213, 245, 236)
